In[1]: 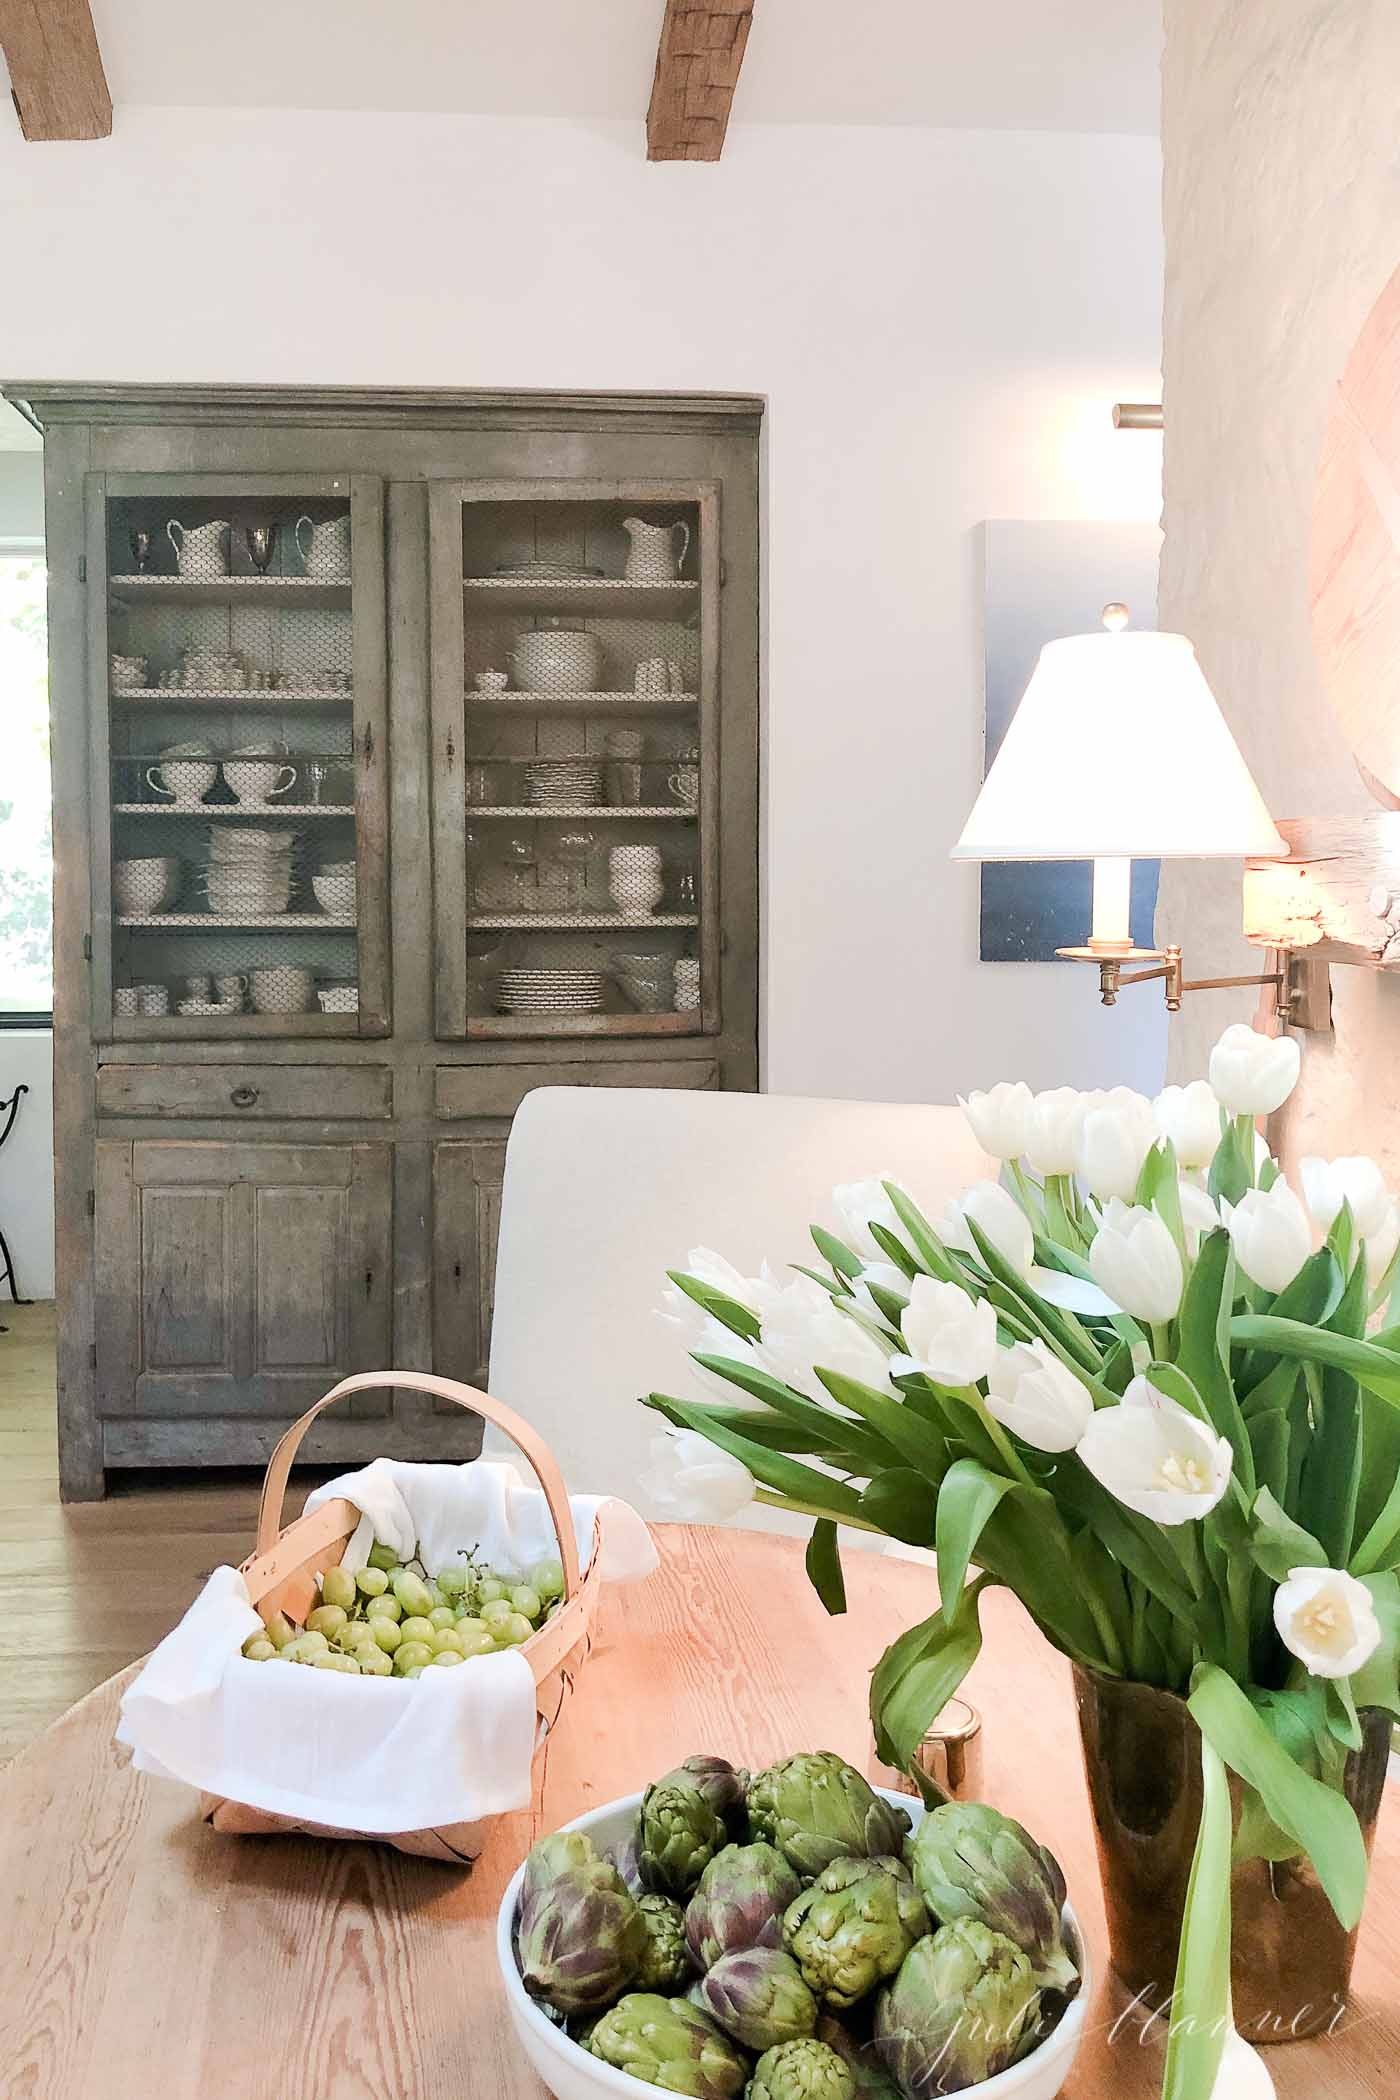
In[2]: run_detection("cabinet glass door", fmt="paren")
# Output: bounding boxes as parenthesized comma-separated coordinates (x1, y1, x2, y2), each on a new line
(88, 472, 388, 1038)
(430, 480, 720, 1039)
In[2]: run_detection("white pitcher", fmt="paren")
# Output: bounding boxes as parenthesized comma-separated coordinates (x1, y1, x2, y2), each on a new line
(622, 517, 690, 583)
(166, 518, 230, 578)
(294, 514, 353, 580)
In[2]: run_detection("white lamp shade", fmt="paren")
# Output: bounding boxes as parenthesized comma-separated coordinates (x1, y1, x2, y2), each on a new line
(952, 629, 1288, 861)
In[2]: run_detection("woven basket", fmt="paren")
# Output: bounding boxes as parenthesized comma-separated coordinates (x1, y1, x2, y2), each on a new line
(200, 1370, 599, 1861)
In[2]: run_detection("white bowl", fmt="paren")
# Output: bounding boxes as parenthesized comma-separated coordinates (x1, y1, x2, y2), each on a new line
(496, 1789, 1090, 2100)
(312, 872, 357, 916)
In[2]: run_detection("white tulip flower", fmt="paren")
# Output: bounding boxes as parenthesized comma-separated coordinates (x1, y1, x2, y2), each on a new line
(1177, 1178, 1222, 1258)
(1365, 1199, 1400, 1292)
(832, 1173, 910, 1265)
(1088, 1200, 1185, 1323)
(1024, 1087, 1094, 1177)
(1222, 1182, 1312, 1294)
(1208, 1023, 1301, 1117)
(757, 1277, 894, 1400)
(658, 1246, 777, 1337)
(894, 1275, 999, 1388)
(1078, 1377, 1234, 1524)
(939, 1180, 1035, 1276)
(686, 1315, 768, 1403)
(1076, 1087, 1160, 1202)
(1272, 1564, 1382, 1679)
(641, 1429, 756, 1522)
(958, 1081, 1034, 1161)
(1154, 1081, 1223, 1171)
(848, 1262, 911, 1321)
(1299, 1155, 1392, 1240)
(987, 1340, 1094, 1453)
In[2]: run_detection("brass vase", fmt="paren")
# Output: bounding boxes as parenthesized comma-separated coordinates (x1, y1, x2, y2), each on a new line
(1072, 1665, 1390, 2041)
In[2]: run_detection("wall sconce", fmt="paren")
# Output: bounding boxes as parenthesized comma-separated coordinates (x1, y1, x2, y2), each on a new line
(951, 605, 1317, 1016)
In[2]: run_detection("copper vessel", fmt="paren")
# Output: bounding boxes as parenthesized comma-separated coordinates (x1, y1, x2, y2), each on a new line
(1073, 1665, 1390, 2041)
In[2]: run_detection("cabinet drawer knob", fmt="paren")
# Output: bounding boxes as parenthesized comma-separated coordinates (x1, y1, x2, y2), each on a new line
(230, 1085, 259, 1109)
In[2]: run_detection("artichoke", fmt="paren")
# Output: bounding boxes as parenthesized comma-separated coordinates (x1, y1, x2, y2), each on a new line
(698, 1947, 818, 2052)
(784, 1860, 928, 2008)
(907, 1803, 1078, 1994)
(636, 1893, 695, 1993)
(748, 1755, 911, 1880)
(609, 1832, 649, 1899)
(588, 1993, 749, 2100)
(873, 1922, 1041, 2098)
(815, 2017, 902, 2100)
(685, 1842, 803, 1969)
(515, 1830, 646, 2014)
(750, 2039, 857, 2100)
(673, 1753, 751, 1836)
(640, 1776, 729, 1896)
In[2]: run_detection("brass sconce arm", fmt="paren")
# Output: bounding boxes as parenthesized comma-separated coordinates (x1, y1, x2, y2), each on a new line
(1056, 941, 1321, 1025)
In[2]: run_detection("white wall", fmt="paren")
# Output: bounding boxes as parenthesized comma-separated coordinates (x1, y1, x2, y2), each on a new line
(1, 108, 1163, 1126)
(1157, 2, 1400, 1173)
(0, 1031, 54, 1298)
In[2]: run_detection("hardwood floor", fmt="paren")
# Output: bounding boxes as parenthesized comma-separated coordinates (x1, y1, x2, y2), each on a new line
(0, 1301, 331, 1763)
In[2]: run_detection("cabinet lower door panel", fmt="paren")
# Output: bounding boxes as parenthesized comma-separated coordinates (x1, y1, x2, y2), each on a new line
(432, 1138, 506, 1394)
(95, 1139, 392, 1417)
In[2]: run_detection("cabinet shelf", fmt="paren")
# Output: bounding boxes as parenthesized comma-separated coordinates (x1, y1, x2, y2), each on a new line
(465, 691, 696, 717)
(113, 804, 354, 819)
(462, 577, 699, 618)
(466, 913, 698, 931)
(117, 912, 357, 930)
(111, 687, 351, 707)
(467, 805, 693, 820)
(109, 576, 352, 609)
(466, 1011, 703, 1040)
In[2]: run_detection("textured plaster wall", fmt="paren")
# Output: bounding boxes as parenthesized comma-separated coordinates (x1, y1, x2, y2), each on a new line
(1158, 0, 1400, 1173)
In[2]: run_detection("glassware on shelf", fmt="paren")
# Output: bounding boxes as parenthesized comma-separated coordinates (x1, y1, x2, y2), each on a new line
(555, 827, 599, 909)
(500, 828, 538, 911)
(605, 728, 645, 808)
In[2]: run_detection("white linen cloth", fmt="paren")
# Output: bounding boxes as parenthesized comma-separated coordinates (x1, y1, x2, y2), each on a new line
(117, 1460, 657, 1833)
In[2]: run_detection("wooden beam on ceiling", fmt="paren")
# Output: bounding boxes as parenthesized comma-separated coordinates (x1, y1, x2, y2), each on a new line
(0, 0, 111, 141)
(647, 0, 753, 163)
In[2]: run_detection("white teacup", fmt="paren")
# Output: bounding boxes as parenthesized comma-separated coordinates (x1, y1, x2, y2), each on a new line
(667, 765, 700, 810)
(137, 984, 170, 1017)
(250, 966, 313, 1014)
(214, 973, 248, 1008)
(148, 743, 218, 808)
(183, 974, 213, 1002)
(222, 750, 297, 804)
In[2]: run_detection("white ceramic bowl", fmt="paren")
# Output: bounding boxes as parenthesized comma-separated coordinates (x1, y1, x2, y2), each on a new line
(496, 1790, 1090, 2100)
(113, 855, 181, 912)
(312, 872, 357, 916)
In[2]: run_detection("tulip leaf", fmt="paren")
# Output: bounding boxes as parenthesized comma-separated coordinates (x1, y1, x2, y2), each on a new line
(811, 1226, 863, 1280)
(867, 1219, 927, 1282)
(863, 1280, 912, 1328)
(647, 1394, 866, 1460)
(860, 1467, 937, 1547)
(1299, 1255, 1368, 1564)
(1248, 1484, 1327, 1583)
(643, 1393, 870, 1524)
(963, 1215, 1102, 1374)
(1188, 1664, 1369, 1928)
(689, 1354, 895, 1476)
(1208, 1120, 1253, 1207)
(879, 1183, 966, 1285)
(1176, 1228, 1256, 1495)
(1349, 1573, 1400, 1717)
(665, 1271, 762, 1342)
(1228, 1316, 1400, 1401)
(1245, 1408, 1290, 1507)
(869, 1575, 987, 1770)
(1326, 1199, 1356, 1280)
(934, 1458, 1015, 1618)
(790, 1263, 845, 1299)
(805, 1519, 847, 1616)
(814, 1368, 949, 1478)
(1161, 1730, 1232, 2100)
(1351, 1463, 1400, 1576)
(1056, 1465, 1201, 1623)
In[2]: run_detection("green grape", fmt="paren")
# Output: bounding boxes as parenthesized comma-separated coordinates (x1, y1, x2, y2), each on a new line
(427, 1579, 448, 1609)
(366, 1593, 402, 1623)
(263, 1610, 296, 1650)
(457, 1625, 496, 1659)
(391, 1570, 435, 1618)
(455, 1614, 488, 1640)
(241, 1635, 276, 1661)
(319, 1565, 357, 1612)
(492, 1611, 534, 1647)
(357, 1645, 393, 1676)
(435, 1563, 469, 1599)
(509, 1585, 543, 1622)
(476, 1575, 508, 1607)
(529, 1558, 566, 1602)
(431, 1626, 465, 1655)
(399, 1615, 435, 1645)
(480, 1598, 514, 1629)
(393, 1641, 434, 1676)
(354, 1564, 389, 1599)
(428, 1605, 457, 1631)
(427, 1648, 464, 1668)
(306, 1604, 349, 1639)
(367, 1539, 401, 1572)
(282, 1631, 329, 1664)
(314, 1651, 362, 1673)
(405, 1666, 426, 1679)
(367, 1616, 402, 1653)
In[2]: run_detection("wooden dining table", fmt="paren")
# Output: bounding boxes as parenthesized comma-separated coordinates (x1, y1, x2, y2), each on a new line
(1, 1524, 1396, 2099)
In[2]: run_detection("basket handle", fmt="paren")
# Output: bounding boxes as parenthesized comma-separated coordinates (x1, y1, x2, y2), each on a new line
(254, 1371, 582, 1600)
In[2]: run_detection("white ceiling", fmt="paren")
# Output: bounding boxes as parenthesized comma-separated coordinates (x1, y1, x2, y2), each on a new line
(71, 0, 1159, 135)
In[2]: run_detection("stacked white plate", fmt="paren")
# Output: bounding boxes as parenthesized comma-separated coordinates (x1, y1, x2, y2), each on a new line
(201, 826, 297, 916)
(497, 968, 606, 1014)
(523, 760, 603, 809)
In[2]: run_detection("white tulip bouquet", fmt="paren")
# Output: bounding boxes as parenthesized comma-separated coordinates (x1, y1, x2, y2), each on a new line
(642, 1025, 1400, 2100)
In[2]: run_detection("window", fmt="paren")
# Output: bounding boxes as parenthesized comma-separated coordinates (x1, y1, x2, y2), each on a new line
(0, 546, 51, 1020)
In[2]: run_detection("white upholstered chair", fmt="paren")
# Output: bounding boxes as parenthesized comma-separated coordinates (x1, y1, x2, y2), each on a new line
(485, 1087, 991, 1525)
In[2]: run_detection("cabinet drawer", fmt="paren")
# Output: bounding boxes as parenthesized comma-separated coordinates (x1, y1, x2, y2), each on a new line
(435, 1058, 719, 1121)
(96, 1063, 394, 1121)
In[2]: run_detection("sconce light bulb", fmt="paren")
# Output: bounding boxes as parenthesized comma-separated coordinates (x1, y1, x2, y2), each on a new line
(1101, 602, 1130, 633)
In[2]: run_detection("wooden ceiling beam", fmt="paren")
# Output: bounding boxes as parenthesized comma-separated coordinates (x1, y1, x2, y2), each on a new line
(0, 0, 111, 141)
(647, 0, 754, 163)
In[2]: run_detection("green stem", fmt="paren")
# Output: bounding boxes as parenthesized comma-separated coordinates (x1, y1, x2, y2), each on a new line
(1234, 1112, 1258, 1187)
(753, 1487, 883, 1535)
(1150, 1323, 1173, 1361)
(1351, 1465, 1400, 1576)
(957, 1386, 1040, 1494)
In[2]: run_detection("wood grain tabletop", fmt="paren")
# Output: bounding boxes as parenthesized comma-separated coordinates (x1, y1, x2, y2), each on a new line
(0, 1525, 1395, 2098)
